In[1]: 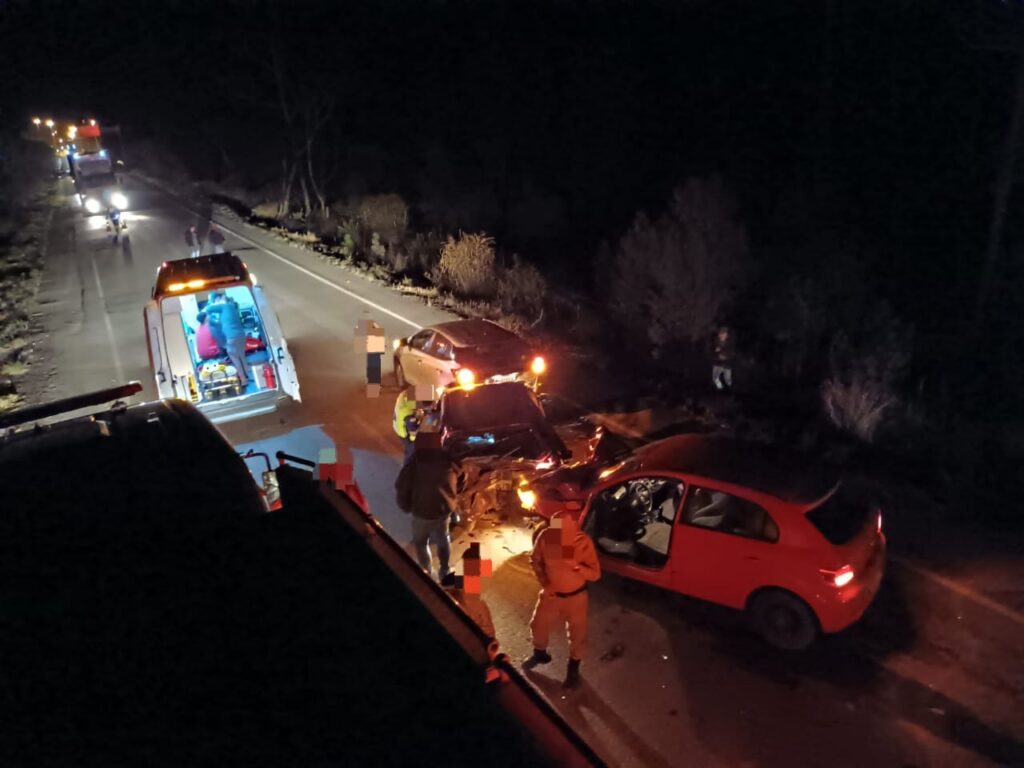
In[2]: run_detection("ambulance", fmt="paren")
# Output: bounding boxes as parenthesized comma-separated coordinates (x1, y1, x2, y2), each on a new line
(144, 253, 301, 423)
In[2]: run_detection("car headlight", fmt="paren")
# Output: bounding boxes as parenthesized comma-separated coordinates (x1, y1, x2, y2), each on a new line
(531, 355, 546, 375)
(110, 192, 128, 209)
(517, 486, 537, 511)
(456, 368, 476, 390)
(84, 197, 101, 214)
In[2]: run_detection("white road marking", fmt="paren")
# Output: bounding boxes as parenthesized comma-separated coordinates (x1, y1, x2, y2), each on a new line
(212, 220, 423, 331)
(891, 555, 1024, 628)
(90, 253, 125, 385)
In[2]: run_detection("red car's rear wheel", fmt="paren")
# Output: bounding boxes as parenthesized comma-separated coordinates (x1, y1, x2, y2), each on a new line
(748, 589, 818, 651)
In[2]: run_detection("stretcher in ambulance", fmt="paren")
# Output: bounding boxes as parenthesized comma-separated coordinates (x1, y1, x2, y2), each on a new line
(144, 253, 300, 424)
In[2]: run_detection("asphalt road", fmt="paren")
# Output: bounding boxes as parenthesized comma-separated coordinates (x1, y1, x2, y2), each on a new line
(27, 175, 1023, 767)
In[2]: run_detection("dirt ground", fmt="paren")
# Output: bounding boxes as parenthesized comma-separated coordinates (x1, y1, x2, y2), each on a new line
(0, 183, 61, 414)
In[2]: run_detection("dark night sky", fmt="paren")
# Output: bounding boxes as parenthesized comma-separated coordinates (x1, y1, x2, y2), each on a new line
(0, 0, 1017, 352)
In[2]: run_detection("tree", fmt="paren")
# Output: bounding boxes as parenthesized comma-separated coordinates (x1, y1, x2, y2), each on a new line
(958, 0, 1024, 329)
(606, 177, 748, 356)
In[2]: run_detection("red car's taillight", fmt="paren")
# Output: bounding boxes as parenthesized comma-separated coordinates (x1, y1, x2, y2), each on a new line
(821, 564, 855, 588)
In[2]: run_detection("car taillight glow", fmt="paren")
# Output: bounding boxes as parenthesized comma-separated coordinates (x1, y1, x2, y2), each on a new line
(822, 565, 855, 588)
(877, 511, 883, 535)
(531, 355, 546, 375)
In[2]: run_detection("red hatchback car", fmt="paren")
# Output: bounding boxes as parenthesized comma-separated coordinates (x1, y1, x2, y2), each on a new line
(528, 435, 886, 649)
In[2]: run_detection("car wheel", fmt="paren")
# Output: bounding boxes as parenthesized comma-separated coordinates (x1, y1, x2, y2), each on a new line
(748, 590, 818, 651)
(394, 357, 406, 388)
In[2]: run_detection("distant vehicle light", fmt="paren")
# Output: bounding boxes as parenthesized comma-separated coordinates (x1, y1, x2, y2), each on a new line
(110, 192, 128, 209)
(84, 197, 101, 214)
(877, 511, 883, 535)
(456, 368, 476, 390)
(32, 117, 41, 126)
(531, 355, 546, 375)
(99, 149, 108, 157)
(89, 118, 97, 126)
(67, 125, 77, 138)
(44, 118, 54, 128)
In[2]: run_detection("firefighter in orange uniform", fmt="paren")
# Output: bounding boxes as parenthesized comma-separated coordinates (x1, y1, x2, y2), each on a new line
(523, 511, 601, 689)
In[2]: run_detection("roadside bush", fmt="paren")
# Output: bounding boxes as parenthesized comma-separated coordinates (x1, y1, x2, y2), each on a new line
(251, 202, 279, 220)
(405, 230, 445, 276)
(432, 232, 497, 298)
(498, 256, 546, 321)
(358, 194, 408, 249)
(821, 301, 912, 443)
(606, 177, 748, 356)
(337, 218, 366, 260)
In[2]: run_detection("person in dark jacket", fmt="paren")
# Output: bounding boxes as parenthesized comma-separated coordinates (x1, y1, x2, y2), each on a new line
(207, 223, 226, 254)
(204, 292, 249, 387)
(395, 430, 463, 580)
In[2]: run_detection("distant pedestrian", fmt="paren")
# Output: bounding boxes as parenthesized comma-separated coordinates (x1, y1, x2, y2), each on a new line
(395, 430, 463, 581)
(523, 511, 601, 689)
(712, 326, 735, 391)
(185, 225, 201, 258)
(207, 223, 226, 254)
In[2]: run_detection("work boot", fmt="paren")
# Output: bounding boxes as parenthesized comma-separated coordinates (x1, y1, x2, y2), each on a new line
(563, 658, 581, 689)
(522, 648, 552, 669)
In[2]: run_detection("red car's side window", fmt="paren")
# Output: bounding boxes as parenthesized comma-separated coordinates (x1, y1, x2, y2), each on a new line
(681, 487, 779, 543)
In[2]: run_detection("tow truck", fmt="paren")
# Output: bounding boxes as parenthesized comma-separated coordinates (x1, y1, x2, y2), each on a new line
(0, 385, 604, 767)
(144, 252, 301, 423)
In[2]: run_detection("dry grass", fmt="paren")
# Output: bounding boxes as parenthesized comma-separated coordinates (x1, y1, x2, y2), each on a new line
(821, 376, 896, 443)
(0, 393, 20, 414)
(1, 361, 28, 376)
(432, 232, 497, 298)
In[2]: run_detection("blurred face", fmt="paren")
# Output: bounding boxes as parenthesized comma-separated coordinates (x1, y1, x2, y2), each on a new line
(545, 514, 579, 559)
(456, 545, 492, 593)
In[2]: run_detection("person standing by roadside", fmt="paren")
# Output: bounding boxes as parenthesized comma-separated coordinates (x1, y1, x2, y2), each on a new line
(393, 386, 421, 464)
(712, 325, 736, 391)
(523, 511, 601, 689)
(185, 225, 202, 258)
(442, 543, 497, 644)
(395, 430, 463, 581)
(207, 223, 226, 254)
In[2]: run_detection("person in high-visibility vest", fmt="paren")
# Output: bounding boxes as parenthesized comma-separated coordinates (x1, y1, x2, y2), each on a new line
(393, 387, 421, 464)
